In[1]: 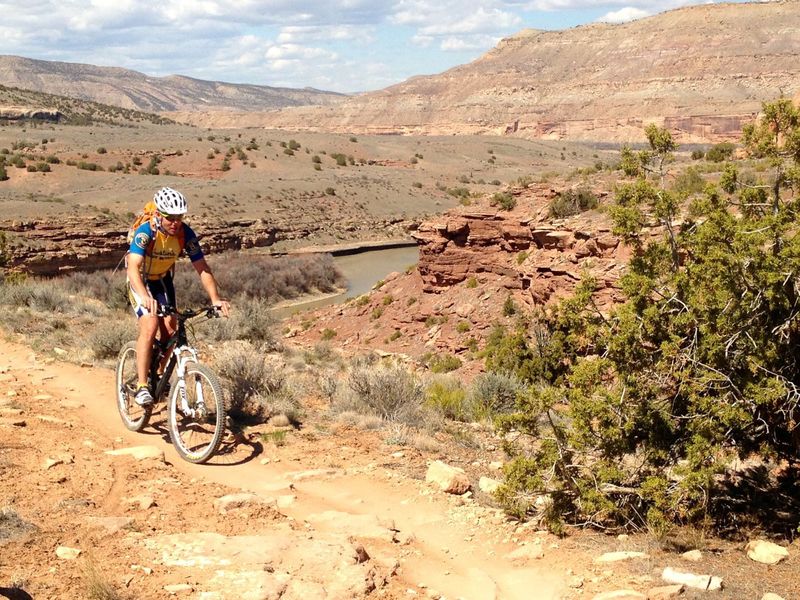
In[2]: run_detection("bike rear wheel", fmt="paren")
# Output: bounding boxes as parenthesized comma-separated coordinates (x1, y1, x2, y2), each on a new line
(168, 361, 225, 464)
(115, 341, 152, 432)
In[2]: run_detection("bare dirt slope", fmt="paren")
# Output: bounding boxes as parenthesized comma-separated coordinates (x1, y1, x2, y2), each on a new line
(241, 2, 800, 143)
(0, 337, 568, 600)
(0, 57, 345, 112)
(2, 335, 800, 600)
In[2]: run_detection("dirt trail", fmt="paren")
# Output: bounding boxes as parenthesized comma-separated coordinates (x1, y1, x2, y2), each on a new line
(0, 338, 575, 600)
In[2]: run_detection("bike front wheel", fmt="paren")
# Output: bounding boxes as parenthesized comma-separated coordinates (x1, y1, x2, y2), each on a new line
(168, 361, 226, 464)
(115, 341, 152, 432)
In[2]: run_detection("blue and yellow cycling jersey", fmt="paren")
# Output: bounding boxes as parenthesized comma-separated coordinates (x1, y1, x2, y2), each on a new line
(128, 221, 204, 280)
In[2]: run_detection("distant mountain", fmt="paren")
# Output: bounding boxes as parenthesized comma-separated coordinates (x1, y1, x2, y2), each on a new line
(250, 1, 800, 142)
(0, 55, 346, 112)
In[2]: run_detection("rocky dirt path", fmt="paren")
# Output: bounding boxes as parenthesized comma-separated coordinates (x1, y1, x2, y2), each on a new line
(2, 337, 798, 600)
(0, 338, 574, 600)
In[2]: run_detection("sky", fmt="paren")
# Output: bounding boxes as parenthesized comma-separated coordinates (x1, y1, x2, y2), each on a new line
(0, 0, 757, 94)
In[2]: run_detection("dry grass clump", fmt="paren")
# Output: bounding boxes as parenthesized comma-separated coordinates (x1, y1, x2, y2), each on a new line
(175, 251, 345, 305)
(82, 558, 126, 600)
(0, 506, 36, 543)
(88, 319, 136, 359)
(0, 279, 70, 312)
(213, 341, 299, 423)
(337, 356, 425, 425)
(63, 270, 128, 310)
(202, 297, 278, 347)
(467, 371, 522, 419)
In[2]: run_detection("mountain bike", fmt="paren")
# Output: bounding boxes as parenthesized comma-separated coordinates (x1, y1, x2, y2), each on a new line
(115, 305, 226, 464)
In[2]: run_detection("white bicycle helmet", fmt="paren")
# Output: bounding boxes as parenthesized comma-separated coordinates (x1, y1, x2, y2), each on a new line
(153, 187, 188, 215)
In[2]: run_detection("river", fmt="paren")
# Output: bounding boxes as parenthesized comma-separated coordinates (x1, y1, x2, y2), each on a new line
(271, 245, 419, 318)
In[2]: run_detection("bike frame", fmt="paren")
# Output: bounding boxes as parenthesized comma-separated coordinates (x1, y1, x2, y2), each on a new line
(151, 307, 214, 418)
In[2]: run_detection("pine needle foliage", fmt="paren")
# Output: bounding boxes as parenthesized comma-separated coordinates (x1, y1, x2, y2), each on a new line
(495, 100, 800, 536)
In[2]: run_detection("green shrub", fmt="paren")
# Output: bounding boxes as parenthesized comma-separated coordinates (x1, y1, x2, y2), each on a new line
(548, 187, 598, 219)
(491, 192, 516, 211)
(671, 166, 705, 196)
(447, 186, 470, 199)
(705, 142, 735, 162)
(0, 279, 69, 312)
(466, 277, 478, 288)
(427, 353, 462, 373)
(97, 147, 107, 154)
(502, 295, 516, 316)
(496, 112, 800, 534)
(0, 163, 7, 181)
(321, 328, 337, 340)
(456, 320, 471, 333)
(63, 271, 127, 310)
(425, 377, 469, 420)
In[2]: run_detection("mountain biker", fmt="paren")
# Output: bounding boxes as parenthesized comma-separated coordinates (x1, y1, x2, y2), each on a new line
(127, 186, 230, 406)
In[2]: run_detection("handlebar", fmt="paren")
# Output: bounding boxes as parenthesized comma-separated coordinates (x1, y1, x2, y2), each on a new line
(156, 305, 222, 320)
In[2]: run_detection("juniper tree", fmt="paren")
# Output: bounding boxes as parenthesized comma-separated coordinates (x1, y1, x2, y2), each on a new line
(496, 102, 800, 536)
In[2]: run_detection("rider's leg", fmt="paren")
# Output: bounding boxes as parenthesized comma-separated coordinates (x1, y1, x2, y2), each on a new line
(155, 273, 178, 373)
(157, 315, 178, 373)
(136, 314, 159, 386)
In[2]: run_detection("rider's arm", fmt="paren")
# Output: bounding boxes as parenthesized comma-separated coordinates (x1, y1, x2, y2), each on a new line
(192, 257, 230, 317)
(127, 254, 158, 314)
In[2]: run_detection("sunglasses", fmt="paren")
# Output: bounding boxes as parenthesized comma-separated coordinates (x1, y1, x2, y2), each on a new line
(159, 212, 183, 222)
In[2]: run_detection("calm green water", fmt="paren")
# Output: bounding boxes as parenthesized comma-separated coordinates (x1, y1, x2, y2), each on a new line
(272, 245, 419, 318)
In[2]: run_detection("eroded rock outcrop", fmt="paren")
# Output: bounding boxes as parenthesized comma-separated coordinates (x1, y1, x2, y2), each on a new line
(289, 183, 634, 366)
(0, 214, 413, 275)
(413, 184, 628, 310)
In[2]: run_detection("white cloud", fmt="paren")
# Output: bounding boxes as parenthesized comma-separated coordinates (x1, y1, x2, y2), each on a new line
(277, 24, 375, 44)
(440, 34, 500, 51)
(597, 6, 651, 23)
(0, 0, 754, 93)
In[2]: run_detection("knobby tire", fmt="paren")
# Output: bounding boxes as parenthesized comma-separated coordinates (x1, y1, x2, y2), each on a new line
(168, 361, 225, 464)
(115, 341, 152, 432)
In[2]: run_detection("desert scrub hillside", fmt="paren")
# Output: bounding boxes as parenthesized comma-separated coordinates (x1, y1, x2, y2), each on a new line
(0, 84, 175, 126)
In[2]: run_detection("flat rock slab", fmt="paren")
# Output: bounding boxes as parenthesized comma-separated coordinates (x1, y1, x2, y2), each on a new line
(143, 529, 386, 600)
(55, 546, 82, 559)
(662, 567, 723, 591)
(106, 446, 165, 461)
(86, 516, 134, 534)
(214, 493, 276, 514)
(595, 551, 649, 563)
(304, 510, 397, 542)
(592, 591, 646, 600)
(746, 540, 789, 565)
